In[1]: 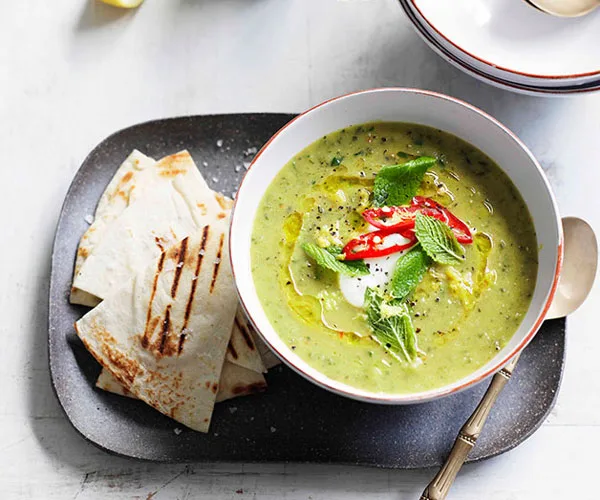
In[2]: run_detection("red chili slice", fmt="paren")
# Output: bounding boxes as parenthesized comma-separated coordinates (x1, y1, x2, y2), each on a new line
(361, 205, 420, 232)
(342, 229, 417, 260)
(411, 196, 473, 244)
(362, 197, 473, 244)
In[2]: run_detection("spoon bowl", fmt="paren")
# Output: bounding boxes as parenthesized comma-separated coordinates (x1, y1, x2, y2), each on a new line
(546, 217, 597, 319)
(525, 0, 600, 18)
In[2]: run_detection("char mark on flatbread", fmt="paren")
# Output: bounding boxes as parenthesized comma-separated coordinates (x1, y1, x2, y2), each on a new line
(184, 225, 210, 330)
(209, 234, 225, 294)
(176, 225, 210, 354)
(234, 316, 256, 351)
(177, 330, 187, 355)
(231, 381, 267, 396)
(158, 304, 173, 355)
(144, 227, 213, 358)
(171, 237, 188, 298)
(227, 341, 238, 360)
(154, 236, 165, 252)
(78, 327, 140, 387)
(142, 252, 166, 349)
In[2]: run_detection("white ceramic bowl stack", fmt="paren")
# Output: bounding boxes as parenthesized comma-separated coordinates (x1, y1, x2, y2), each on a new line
(399, 0, 600, 95)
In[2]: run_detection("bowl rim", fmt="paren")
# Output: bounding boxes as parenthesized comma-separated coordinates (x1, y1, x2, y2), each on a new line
(399, 0, 600, 95)
(230, 87, 564, 404)
(406, 0, 600, 82)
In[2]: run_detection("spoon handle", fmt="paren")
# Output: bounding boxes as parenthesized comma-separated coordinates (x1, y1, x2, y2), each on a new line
(420, 354, 521, 500)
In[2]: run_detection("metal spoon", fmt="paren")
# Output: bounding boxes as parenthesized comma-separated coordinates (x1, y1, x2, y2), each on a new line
(525, 0, 600, 17)
(421, 216, 597, 500)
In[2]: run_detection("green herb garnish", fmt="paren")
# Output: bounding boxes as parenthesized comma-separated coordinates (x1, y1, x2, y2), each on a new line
(390, 246, 431, 300)
(365, 288, 418, 362)
(373, 156, 436, 207)
(414, 213, 464, 264)
(302, 243, 369, 277)
(330, 156, 343, 167)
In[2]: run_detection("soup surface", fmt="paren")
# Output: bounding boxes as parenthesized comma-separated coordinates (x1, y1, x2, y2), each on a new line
(251, 122, 537, 394)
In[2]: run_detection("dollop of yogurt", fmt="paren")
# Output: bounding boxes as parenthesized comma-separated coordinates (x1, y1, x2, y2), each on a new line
(339, 233, 413, 308)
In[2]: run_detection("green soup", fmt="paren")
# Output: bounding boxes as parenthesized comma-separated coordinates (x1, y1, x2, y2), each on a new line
(251, 122, 537, 394)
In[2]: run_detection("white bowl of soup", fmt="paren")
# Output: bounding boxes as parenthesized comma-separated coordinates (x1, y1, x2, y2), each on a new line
(230, 88, 562, 404)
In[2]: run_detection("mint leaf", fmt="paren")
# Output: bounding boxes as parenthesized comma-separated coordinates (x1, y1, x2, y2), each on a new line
(373, 156, 436, 207)
(414, 213, 464, 264)
(390, 246, 431, 300)
(302, 243, 369, 277)
(365, 288, 418, 362)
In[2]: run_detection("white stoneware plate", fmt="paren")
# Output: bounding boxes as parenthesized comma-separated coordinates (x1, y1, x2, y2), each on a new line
(408, 0, 600, 87)
(399, 0, 600, 96)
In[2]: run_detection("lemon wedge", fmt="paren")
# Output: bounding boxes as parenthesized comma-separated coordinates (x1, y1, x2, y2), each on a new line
(99, 0, 144, 8)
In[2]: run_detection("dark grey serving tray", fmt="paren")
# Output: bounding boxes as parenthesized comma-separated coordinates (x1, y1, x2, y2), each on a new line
(49, 113, 566, 467)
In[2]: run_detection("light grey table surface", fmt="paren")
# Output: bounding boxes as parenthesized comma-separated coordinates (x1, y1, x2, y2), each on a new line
(2, 1, 599, 498)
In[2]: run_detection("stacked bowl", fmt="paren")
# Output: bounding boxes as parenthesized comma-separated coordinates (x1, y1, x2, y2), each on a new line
(399, 0, 600, 95)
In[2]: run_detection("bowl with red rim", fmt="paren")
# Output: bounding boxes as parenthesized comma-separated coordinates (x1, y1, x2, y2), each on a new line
(229, 88, 563, 404)
(399, 0, 600, 95)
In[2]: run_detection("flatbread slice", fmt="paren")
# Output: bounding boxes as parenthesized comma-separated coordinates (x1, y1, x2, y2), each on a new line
(95, 303, 268, 400)
(72, 150, 264, 374)
(214, 362, 267, 403)
(76, 222, 236, 432)
(95, 302, 266, 390)
(96, 360, 267, 403)
(227, 308, 267, 373)
(72, 151, 219, 301)
(252, 330, 282, 370)
(231, 308, 281, 370)
(71, 150, 156, 306)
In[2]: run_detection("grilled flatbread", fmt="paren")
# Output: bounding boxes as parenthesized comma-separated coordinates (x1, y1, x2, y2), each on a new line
(72, 151, 219, 301)
(71, 150, 156, 306)
(227, 308, 267, 373)
(96, 302, 266, 395)
(76, 222, 236, 432)
(252, 329, 282, 370)
(71, 150, 265, 375)
(96, 360, 267, 403)
(214, 362, 267, 403)
(96, 306, 270, 402)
